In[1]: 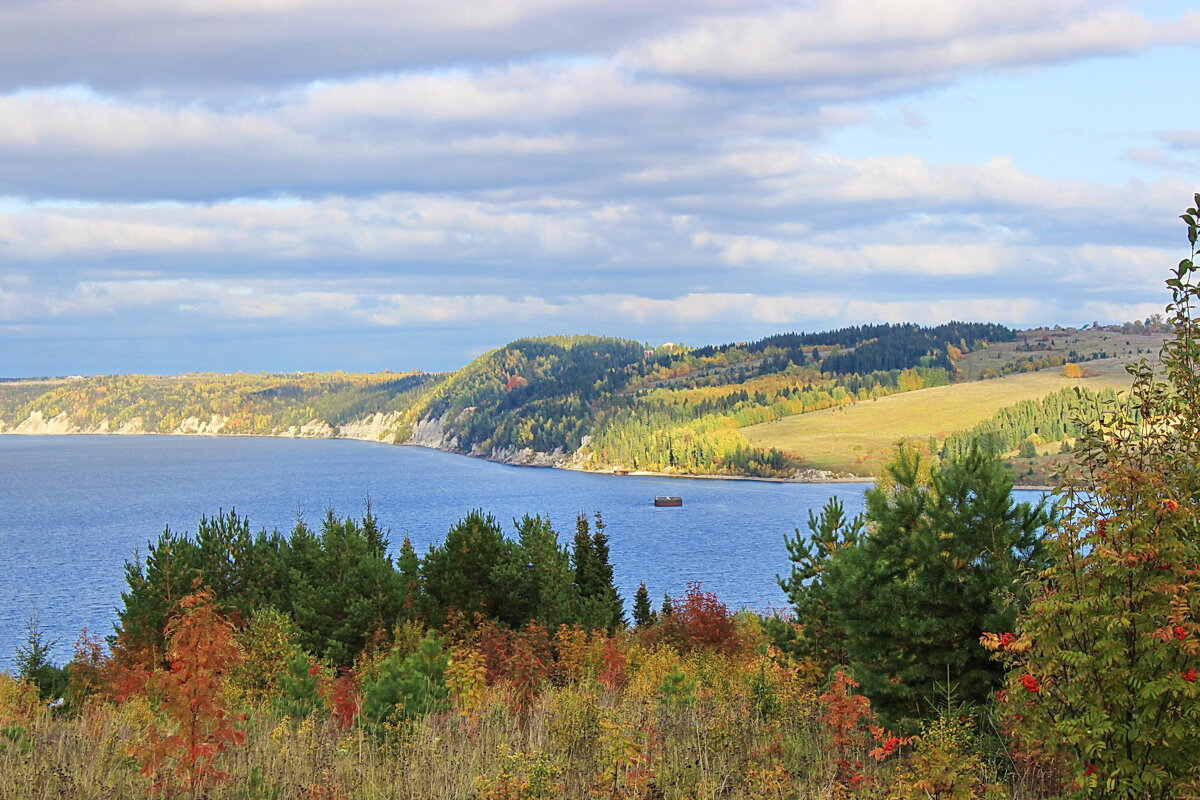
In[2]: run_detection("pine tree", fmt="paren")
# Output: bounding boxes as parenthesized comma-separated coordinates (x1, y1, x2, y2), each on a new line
(422, 510, 516, 627)
(273, 648, 325, 721)
(779, 496, 863, 667)
(510, 515, 579, 630)
(361, 633, 449, 730)
(116, 528, 201, 660)
(286, 510, 406, 667)
(784, 442, 1051, 726)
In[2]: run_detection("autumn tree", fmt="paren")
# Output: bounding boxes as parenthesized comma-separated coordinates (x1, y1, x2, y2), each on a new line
(992, 200, 1200, 798)
(135, 589, 245, 795)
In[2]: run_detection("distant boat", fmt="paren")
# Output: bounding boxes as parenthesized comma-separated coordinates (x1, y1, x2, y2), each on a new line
(612, 468, 629, 475)
(654, 496, 683, 507)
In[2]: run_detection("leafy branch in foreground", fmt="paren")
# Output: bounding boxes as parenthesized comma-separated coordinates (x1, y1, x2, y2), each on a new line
(988, 198, 1200, 799)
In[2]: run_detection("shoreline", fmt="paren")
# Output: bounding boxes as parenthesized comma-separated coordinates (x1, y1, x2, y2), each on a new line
(0, 430, 1052, 490)
(1, 428, 876, 486)
(565, 465, 871, 484)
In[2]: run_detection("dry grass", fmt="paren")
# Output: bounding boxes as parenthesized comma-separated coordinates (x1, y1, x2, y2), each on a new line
(0, 651, 842, 800)
(0, 695, 835, 800)
(742, 363, 1138, 475)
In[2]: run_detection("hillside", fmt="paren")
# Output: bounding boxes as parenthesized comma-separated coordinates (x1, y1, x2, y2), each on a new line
(0, 371, 443, 441)
(0, 321, 1167, 480)
(741, 346, 1154, 476)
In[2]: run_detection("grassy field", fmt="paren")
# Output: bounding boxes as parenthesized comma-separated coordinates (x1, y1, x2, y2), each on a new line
(743, 355, 1143, 475)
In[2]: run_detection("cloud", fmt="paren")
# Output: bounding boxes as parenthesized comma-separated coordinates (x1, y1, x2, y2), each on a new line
(0, 0, 760, 94)
(0, 0, 1192, 375)
(1158, 130, 1200, 150)
(0, 148, 1186, 305)
(4, 0, 1186, 100)
(621, 0, 1176, 95)
(0, 2, 1188, 205)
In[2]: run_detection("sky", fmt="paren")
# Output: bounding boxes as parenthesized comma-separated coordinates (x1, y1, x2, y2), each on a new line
(1, 0, 1199, 376)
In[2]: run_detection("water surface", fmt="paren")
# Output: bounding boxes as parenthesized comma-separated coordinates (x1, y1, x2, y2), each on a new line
(1, 434, 876, 668)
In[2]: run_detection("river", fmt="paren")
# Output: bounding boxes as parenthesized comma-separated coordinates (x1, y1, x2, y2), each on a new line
(1, 433, 876, 669)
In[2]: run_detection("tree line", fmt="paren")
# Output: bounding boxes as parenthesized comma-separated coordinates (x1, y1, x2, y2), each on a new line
(117, 506, 625, 670)
(939, 385, 1121, 459)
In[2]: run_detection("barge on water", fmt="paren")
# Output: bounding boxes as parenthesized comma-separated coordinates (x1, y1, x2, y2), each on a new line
(653, 496, 683, 507)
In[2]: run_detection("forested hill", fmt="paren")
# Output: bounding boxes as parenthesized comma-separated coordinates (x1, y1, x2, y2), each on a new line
(0, 320, 1075, 478)
(692, 322, 1014, 374)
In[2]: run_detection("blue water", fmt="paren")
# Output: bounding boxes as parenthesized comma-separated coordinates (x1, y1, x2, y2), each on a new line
(0, 434, 874, 670)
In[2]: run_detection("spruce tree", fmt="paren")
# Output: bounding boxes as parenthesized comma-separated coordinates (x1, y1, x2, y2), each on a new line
(632, 582, 655, 628)
(15, 614, 67, 701)
(572, 512, 625, 632)
(571, 514, 594, 596)
(395, 535, 425, 621)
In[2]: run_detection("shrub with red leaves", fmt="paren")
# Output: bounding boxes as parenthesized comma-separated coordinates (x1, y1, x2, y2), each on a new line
(649, 582, 741, 654)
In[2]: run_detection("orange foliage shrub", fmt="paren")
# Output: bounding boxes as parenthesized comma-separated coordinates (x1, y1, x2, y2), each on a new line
(132, 589, 246, 796)
(597, 636, 628, 692)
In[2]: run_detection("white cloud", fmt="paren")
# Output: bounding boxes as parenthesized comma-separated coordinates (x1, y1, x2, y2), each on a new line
(296, 64, 692, 124)
(0, 0, 758, 94)
(623, 0, 1167, 94)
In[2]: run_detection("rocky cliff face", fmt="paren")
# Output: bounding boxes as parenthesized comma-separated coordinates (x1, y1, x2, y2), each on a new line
(2, 409, 403, 445)
(481, 444, 566, 467)
(404, 412, 454, 449)
(336, 412, 402, 442)
(11, 410, 78, 434)
(178, 415, 229, 435)
(1, 407, 580, 468)
(404, 411, 571, 466)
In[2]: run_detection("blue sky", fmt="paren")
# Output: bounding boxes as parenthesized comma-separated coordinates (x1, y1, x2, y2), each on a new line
(1, 0, 1197, 376)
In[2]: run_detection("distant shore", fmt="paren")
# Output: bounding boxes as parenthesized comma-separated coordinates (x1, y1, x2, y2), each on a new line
(1, 429, 1053, 490)
(567, 465, 871, 484)
(2, 428, 879, 486)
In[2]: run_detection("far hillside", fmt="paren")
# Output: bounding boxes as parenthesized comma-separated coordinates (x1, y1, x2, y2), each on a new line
(955, 324, 1167, 380)
(743, 336, 1163, 479)
(0, 319, 1170, 480)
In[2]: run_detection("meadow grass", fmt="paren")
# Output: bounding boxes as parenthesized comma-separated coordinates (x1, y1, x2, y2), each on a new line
(0, 660, 845, 799)
(742, 363, 1136, 474)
